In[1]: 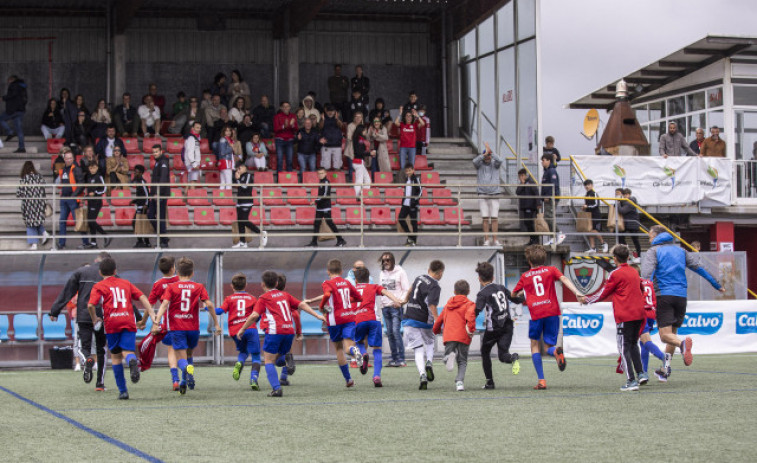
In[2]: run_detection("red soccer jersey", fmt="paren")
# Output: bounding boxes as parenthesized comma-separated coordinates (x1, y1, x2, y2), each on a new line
(399, 122, 417, 148)
(513, 266, 563, 320)
(148, 275, 180, 333)
(641, 279, 657, 320)
(320, 277, 362, 326)
(221, 292, 258, 336)
(354, 283, 385, 325)
(88, 276, 143, 334)
(161, 280, 209, 332)
(254, 290, 301, 335)
(585, 263, 646, 324)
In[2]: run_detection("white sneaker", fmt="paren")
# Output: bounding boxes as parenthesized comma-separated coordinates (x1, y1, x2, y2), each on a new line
(483, 239, 491, 246)
(586, 248, 596, 254)
(445, 352, 456, 372)
(493, 240, 502, 246)
(601, 243, 609, 253)
(29, 243, 38, 250)
(74, 362, 81, 371)
(556, 233, 566, 245)
(260, 231, 268, 248)
(455, 381, 465, 391)
(231, 241, 246, 248)
(41, 231, 50, 246)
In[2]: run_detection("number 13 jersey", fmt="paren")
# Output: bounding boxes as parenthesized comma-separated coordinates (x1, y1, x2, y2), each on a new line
(513, 266, 563, 321)
(161, 280, 209, 332)
(475, 283, 524, 331)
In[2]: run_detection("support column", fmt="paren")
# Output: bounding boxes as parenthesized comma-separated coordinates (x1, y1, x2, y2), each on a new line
(285, 36, 300, 104)
(710, 221, 735, 252)
(113, 34, 127, 102)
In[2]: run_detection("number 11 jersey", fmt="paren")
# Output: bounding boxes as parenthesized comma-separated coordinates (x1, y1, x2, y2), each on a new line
(161, 280, 209, 332)
(513, 266, 563, 321)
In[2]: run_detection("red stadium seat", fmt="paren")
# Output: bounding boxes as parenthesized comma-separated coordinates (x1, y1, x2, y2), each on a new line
(109, 188, 132, 207)
(389, 124, 400, 139)
(46, 138, 65, 154)
(302, 171, 319, 185)
(168, 207, 192, 226)
(200, 154, 217, 170)
(212, 189, 236, 206)
(172, 171, 188, 186)
(128, 154, 146, 171)
(336, 187, 358, 205)
(172, 154, 186, 171)
(167, 188, 185, 206)
(278, 171, 298, 185)
(370, 206, 394, 225)
(263, 188, 285, 205)
(114, 207, 135, 226)
(268, 156, 277, 171)
(248, 208, 266, 225)
(384, 187, 404, 205)
(142, 137, 162, 154)
(219, 207, 236, 225)
(166, 138, 184, 154)
(141, 171, 151, 183)
(330, 206, 345, 225)
(122, 137, 140, 154)
(389, 155, 401, 170)
(373, 171, 393, 184)
(420, 171, 442, 188)
(345, 206, 366, 225)
(419, 189, 432, 206)
(50, 154, 58, 169)
(420, 207, 443, 225)
(205, 171, 221, 185)
(286, 188, 309, 205)
(386, 140, 398, 154)
(433, 188, 457, 206)
(186, 188, 210, 206)
(95, 208, 113, 227)
(193, 207, 217, 226)
(414, 155, 431, 170)
(263, 139, 276, 154)
(270, 208, 294, 226)
(159, 120, 172, 136)
(199, 138, 211, 154)
(254, 171, 274, 185)
(443, 208, 470, 225)
(295, 207, 315, 225)
(328, 171, 346, 185)
(363, 188, 382, 205)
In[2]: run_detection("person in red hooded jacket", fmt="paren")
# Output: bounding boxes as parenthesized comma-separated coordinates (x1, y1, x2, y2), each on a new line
(433, 280, 476, 391)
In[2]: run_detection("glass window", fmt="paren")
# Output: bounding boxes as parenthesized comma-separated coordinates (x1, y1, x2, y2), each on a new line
(517, 40, 537, 161)
(498, 47, 516, 158)
(479, 54, 496, 151)
(462, 61, 477, 137)
(708, 110, 724, 132)
(734, 86, 757, 106)
(634, 105, 648, 124)
(668, 96, 685, 116)
(478, 16, 495, 56)
(688, 113, 706, 141)
(517, 0, 535, 40)
(460, 29, 476, 61)
(687, 91, 705, 112)
(735, 110, 757, 161)
(707, 87, 723, 108)
(649, 101, 665, 121)
(497, 1, 514, 48)
(650, 123, 661, 157)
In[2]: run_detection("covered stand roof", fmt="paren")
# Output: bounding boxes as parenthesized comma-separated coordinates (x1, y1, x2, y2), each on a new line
(570, 35, 757, 110)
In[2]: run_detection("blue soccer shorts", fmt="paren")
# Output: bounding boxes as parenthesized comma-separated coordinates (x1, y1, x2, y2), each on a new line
(161, 331, 173, 347)
(641, 318, 656, 335)
(106, 330, 137, 354)
(263, 333, 295, 356)
(234, 329, 261, 355)
(354, 320, 382, 347)
(528, 315, 560, 346)
(171, 330, 200, 350)
(328, 322, 355, 343)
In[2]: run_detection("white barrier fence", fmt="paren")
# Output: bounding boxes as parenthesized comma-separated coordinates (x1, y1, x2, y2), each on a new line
(561, 300, 757, 358)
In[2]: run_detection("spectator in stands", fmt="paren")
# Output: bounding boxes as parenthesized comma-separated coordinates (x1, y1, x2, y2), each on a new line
(16, 161, 49, 250)
(59, 88, 77, 140)
(204, 94, 225, 143)
(146, 83, 166, 115)
(173, 96, 204, 137)
(516, 168, 539, 245)
(105, 146, 129, 187)
(113, 92, 139, 137)
(328, 64, 350, 116)
(82, 161, 109, 249)
(200, 89, 212, 110)
(229, 70, 251, 110)
(138, 95, 161, 136)
(237, 113, 255, 148)
(245, 132, 268, 171)
(302, 94, 321, 124)
(296, 118, 320, 174)
(184, 121, 203, 184)
(367, 117, 391, 174)
(689, 127, 705, 155)
(94, 124, 125, 171)
(90, 98, 111, 141)
(217, 124, 236, 190)
(346, 89, 368, 123)
(618, 188, 642, 262)
(73, 94, 89, 118)
(540, 153, 564, 245)
(402, 90, 420, 112)
(229, 97, 248, 125)
(70, 110, 93, 153)
(306, 167, 346, 248)
(79, 145, 99, 174)
(41, 98, 65, 139)
(231, 127, 244, 167)
(55, 147, 86, 250)
(351, 65, 370, 106)
(416, 104, 430, 156)
(147, 144, 170, 248)
(378, 252, 409, 367)
(659, 122, 695, 158)
(701, 126, 726, 157)
(582, 179, 607, 253)
(394, 108, 425, 182)
(212, 72, 229, 107)
(352, 125, 375, 197)
(368, 98, 392, 132)
(295, 107, 307, 129)
(131, 164, 150, 248)
(319, 103, 344, 171)
(232, 164, 266, 249)
(1, 75, 27, 153)
(273, 101, 298, 173)
(474, 142, 502, 246)
(212, 106, 233, 146)
(544, 135, 561, 167)
(252, 95, 275, 138)
(398, 163, 421, 246)
(344, 112, 365, 182)
(172, 91, 189, 117)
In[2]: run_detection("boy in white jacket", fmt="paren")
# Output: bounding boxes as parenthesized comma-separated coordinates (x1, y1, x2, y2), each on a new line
(378, 252, 410, 367)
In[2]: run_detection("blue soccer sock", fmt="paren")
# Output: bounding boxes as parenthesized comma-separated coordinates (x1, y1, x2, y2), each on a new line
(170, 368, 179, 382)
(125, 353, 137, 365)
(339, 363, 351, 381)
(640, 341, 650, 372)
(358, 343, 367, 355)
(250, 353, 261, 365)
(373, 348, 383, 377)
(187, 357, 194, 367)
(265, 363, 281, 390)
(280, 364, 289, 381)
(112, 363, 127, 393)
(251, 362, 260, 382)
(178, 358, 188, 382)
(532, 353, 545, 380)
(646, 341, 665, 361)
(237, 352, 248, 363)
(546, 346, 556, 357)
(276, 355, 286, 368)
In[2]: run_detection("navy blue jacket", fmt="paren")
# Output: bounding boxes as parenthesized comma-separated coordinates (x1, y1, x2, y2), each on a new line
(540, 166, 560, 199)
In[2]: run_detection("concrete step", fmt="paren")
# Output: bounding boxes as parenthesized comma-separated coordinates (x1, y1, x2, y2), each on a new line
(430, 137, 466, 144)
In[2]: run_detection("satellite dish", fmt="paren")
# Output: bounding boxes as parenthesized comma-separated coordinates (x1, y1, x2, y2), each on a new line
(582, 109, 600, 139)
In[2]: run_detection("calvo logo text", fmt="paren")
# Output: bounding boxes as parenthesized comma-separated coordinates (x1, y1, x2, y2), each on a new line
(736, 312, 757, 335)
(562, 313, 603, 337)
(678, 312, 723, 335)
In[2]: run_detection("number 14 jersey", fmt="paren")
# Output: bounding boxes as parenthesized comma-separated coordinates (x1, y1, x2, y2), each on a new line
(513, 266, 563, 321)
(161, 280, 209, 332)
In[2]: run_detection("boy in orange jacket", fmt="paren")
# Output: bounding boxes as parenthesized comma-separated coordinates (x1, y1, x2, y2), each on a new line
(432, 280, 476, 391)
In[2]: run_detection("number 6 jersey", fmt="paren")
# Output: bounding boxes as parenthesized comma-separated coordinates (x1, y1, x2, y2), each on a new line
(88, 276, 144, 334)
(475, 283, 524, 331)
(513, 266, 564, 321)
(161, 280, 210, 332)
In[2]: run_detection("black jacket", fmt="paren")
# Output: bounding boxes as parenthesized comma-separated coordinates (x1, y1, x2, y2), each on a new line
(321, 115, 343, 147)
(296, 128, 320, 155)
(618, 195, 640, 230)
(95, 137, 126, 159)
(3, 78, 27, 113)
(235, 171, 254, 205)
(42, 107, 64, 129)
(403, 174, 422, 208)
(85, 172, 107, 197)
(475, 283, 524, 331)
(252, 104, 275, 129)
(516, 177, 538, 212)
(150, 154, 171, 198)
(56, 163, 85, 198)
(315, 178, 333, 210)
(133, 176, 149, 207)
(540, 165, 560, 199)
(345, 98, 368, 123)
(404, 274, 441, 324)
(114, 104, 137, 123)
(584, 189, 601, 219)
(353, 137, 370, 162)
(351, 75, 370, 100)
(368, 107, 392, 125)
(49, 264, 103, 324)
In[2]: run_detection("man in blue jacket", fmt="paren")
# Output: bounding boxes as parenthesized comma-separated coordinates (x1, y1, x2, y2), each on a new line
(641, 225, 724, 382)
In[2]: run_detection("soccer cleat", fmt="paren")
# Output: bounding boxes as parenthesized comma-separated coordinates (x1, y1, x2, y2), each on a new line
(118, 391, 129, 400)
(250, 380, 260, 391)
(279, 378, 290, 386)
(419, 374, 428, 390)
(83, 357, 94, 383)
(232, 361, 243, 381)
(285, 353, 296, 375)
(172, 381, 180, 391)
(654, 368, 668, 383)
(386, 360, 397, 368)
(425, 360, 435, 382)
(638, 372, 649, 385)
(373, 376, 383, 387)
(482, 380, 495, 390)
(178, 381, 187, 395)
(129, 357, 140, 383)
(353, 347, 364, 368)
(682, 337, 694, 366)
(187, 375, 195, 390)
(533, 379, 547, 390)
(555, 347, 566, 371)
(260, 231, 268, 248)
(511, 353, 520, 375)
(360, 353, 369, 375)
(445, 352, 456, 372)
(346, 379, 355, 388)
(620, 379, 640, 392)
(186, 364, 195, 376)
(95, 384, 106, 392)
(268, 388, 283, 397)
(455, 381, 465, 392)
(398, 361, 407, 367)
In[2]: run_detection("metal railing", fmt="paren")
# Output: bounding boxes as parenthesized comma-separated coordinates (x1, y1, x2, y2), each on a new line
(734, 159, 757, 199)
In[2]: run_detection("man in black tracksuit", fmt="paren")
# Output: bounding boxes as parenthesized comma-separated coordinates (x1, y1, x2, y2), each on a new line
(475, 262, 525, 389)
(131, 164, 150, 248)
(233, 164, 264, 248)
(398, 164, 422, 246)
(306, 167, 345, 247)
(516, 168, 539, 245)
(147, 144, 170, 248)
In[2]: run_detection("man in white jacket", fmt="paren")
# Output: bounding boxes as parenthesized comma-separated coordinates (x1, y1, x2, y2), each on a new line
(184, 121, 202, 184)
(378, 252, 410, 367)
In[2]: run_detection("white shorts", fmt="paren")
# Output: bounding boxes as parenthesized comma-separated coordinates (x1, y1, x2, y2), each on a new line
(478, 197, 500, 218)
(404, 326, 435, 350)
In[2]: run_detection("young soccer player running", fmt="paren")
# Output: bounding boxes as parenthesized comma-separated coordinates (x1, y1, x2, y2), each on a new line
(88, 257, 155, 400)
(146, 256, 181, 390)
(474, 262, 525, 390)
(352, 267, 403, 387)
(583, 245, 647, 391)
(236, 271, 325, 397)
(638, 274, 665, 382)
(432, 280, 476, 391)
(218, 273, 261, 390)
(403, 260, 445, 390)
(153, 257, 222, 395)
(257, 273, 301, 386)
(513, 245, 583, 390)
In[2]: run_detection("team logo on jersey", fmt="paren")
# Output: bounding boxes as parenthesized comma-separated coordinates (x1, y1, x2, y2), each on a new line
(566, 261, 604, 294)
(736, 312, 757, 335)
(562, 313, 603, 337)
(678, 312, 722, 335)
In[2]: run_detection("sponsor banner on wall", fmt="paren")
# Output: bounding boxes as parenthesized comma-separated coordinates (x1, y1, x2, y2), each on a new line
(570, 156, 732, 206)
(559, 300, 757, 358)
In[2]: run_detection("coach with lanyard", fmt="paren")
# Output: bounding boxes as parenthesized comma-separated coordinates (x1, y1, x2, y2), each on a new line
(147, 144, 171, 248)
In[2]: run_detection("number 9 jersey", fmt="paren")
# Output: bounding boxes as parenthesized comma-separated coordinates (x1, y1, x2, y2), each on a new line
(221, 292, 258, 337)
(513, 266, 564, 321)
(161, 281, 210, 332)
